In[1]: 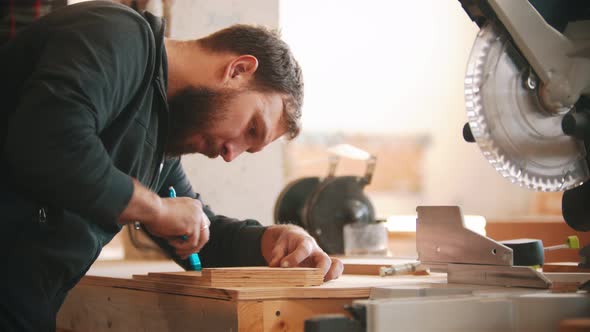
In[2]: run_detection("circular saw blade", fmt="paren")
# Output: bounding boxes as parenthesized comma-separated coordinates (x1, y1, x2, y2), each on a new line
(464, 23, 589, 191)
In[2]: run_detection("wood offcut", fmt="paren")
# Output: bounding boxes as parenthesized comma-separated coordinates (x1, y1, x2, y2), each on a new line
(133, 267, 325, 287)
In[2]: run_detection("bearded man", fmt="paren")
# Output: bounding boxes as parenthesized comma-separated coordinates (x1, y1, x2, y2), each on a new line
(0, 2, 342, 331)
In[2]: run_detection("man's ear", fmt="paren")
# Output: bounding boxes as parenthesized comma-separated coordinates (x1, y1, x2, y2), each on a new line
(223, 55, 258, 87)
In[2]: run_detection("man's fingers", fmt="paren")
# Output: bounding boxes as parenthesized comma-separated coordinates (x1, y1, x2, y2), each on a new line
(324, 257, 344, 281)
(194, 211, 211, 251)
(268, 241, 288, 267)
(310, 251, 331, 277)
(259, 225, 342, 281)
(195, 224, 210, 252)
(169, 232, 199, 249)
(168, 232, 200, 256)
(166, 210, 210, 259)
(279, 240, 313, 268)
(177, 252, 191, 260)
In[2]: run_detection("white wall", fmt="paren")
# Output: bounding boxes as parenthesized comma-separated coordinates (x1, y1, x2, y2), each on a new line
(170, 0, 283, 225)
(169, 0, 279, 39)
(279, 0, 535, 219)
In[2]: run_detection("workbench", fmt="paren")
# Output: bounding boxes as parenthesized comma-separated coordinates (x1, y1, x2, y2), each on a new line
(56, 259, 590, 332)
(56, 259, 439, 332)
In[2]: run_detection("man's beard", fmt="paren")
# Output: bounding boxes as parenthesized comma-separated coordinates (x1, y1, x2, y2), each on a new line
(165, 86, 233, 157)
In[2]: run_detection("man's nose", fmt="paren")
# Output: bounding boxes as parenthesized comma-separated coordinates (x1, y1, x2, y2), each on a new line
(221, 141, 247, 162)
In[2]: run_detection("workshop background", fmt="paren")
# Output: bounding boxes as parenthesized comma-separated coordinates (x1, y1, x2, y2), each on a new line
(170, 0, 550, 223)
(60, 0, 565, 260)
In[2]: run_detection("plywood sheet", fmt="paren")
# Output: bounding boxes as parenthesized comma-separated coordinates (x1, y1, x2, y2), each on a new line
(80, 273, 447, 301)
(137, 267, 324, 287)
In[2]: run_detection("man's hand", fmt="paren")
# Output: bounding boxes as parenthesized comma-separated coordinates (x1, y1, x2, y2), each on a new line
(261, 224, 343, 281)
(144, 197, 211, 259)
(119, 179, 211, 259)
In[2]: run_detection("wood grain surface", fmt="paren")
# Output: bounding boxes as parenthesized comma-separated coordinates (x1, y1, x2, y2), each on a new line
(139, 267, 325, 287)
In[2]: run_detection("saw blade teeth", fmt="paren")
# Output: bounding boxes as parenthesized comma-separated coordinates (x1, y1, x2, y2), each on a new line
(511, 165, 521, 178)
(463, 23, 589, 192)
(553, 179, 562, 190)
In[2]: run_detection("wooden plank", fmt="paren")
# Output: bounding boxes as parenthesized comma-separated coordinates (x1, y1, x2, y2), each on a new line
(237, 301, 264, 332)
(80, 275, 238, 301)
(87, 260, 183, 278)
(545, 272, 590, 293)
(80, 274, 447, 301)
(343, 263, 387, 275)
(141, 267, 325, 287)
(559, 319, 590, 332)
(57, 285, 237, 332)
(339, 257, 420, 275)
(543, 263, 590, 273)
(545, 273, 590, 284)
(261, 298, 355, 332)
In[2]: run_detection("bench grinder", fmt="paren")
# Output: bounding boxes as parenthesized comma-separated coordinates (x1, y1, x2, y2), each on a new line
(274, 144, 377, 254)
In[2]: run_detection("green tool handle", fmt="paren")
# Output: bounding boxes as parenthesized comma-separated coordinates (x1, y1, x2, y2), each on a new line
(170, 186, 202, 271)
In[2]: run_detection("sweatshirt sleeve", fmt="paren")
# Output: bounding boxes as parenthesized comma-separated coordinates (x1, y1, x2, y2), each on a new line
(3, 5, 155, 226)
(150, 158, 268, 269)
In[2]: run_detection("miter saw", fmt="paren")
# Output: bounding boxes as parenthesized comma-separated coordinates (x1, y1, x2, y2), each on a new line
(459, 0, 590, 232)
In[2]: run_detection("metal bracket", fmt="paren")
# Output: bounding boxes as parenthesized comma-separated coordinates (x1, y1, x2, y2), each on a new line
(417, 206, 552, 289)
(417, 206, 513, 269)
(326, 144, 376, 185)
(447, 264, 552, 289)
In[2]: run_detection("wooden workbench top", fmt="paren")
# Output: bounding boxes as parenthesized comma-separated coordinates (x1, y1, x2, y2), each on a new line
(83, 260, 446, 301)
(61, 260, 589, 332)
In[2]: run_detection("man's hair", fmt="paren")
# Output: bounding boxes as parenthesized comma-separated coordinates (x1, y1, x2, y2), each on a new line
(198, 24, 303, 139)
